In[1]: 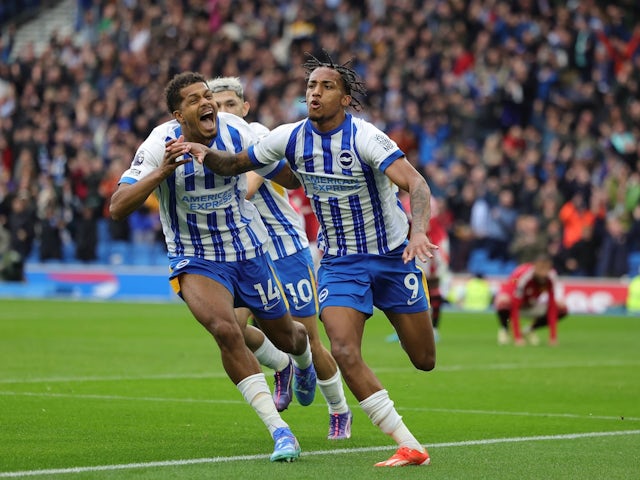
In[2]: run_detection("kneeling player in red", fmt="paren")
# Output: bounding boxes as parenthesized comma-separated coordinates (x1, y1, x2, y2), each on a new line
(494, 254, 568, 346)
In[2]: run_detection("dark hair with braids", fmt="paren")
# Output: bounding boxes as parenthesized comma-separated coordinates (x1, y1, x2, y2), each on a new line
(165, 71, 208, 113)
(302, 51, 367, 111)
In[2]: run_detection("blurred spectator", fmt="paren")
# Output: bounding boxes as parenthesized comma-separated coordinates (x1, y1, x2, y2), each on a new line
(99, 158, 130, 242)
(483, 188, 518, 261)
(596, 213, 631, 277)
(629, 205, 640, 253)
(38, 203, 64, 261)
(0, 0, 638, 277)
(447, 181, 476, 272)
(559, 224, 598, 277)
(558, 192, 596, 251)
(35, 174, 65, 261)
(74, 203, 98, 262)
(4, 191, 35, 279)
(0, 222, 23, 281)
(417, 117, 449, 174)
(509, 215, 548, 264)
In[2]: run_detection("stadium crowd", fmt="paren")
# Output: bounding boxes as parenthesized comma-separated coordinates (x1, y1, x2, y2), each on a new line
(1, 0, 640, 281)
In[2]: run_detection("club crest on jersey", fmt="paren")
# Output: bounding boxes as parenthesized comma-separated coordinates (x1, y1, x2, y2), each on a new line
(133, 151, 145, 165)
(336, 150, 356, 170)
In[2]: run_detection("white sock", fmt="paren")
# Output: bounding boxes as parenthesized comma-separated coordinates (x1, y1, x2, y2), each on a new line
(359, 389, 424, 451)
(317, 370, 349, 414)
(237, 373, 288, 436)
(253, 336, 290, 371)
(290, 337, 312, 369)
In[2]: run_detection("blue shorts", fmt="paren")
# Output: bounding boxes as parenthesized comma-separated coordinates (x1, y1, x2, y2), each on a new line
(317, 243, 430, 317)
(273, 247, 318, 317)
(168, 255, 288, 320)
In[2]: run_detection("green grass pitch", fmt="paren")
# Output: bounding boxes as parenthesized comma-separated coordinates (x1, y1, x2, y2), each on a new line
(1, 299, 638, 479)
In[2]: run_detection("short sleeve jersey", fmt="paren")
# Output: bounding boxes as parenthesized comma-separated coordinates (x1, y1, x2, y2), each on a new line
(247, 121, 309, 260)
(118, 113, 275, 262)
(248, 113, 409, 257)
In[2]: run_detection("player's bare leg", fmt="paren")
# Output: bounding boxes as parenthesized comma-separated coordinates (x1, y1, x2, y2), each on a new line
(387, 310, 436, 371)
(322, 306, 429, 464)
(178, 274, 300, 461)
(180, 275, 262, 382)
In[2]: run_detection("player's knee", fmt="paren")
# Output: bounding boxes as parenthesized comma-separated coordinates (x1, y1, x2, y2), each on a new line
(330, 341, 362, 369)
(409, 350, 436, 371)
(206, 318, 242, 346)
(270, 320, 309, 355)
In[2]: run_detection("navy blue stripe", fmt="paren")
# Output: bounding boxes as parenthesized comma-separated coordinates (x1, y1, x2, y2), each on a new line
(328, 197, 347, 255)
(244, 221, 264, 258)
(302, 122, 315, 173)
(183, 161, 195, 191)
(259, 185, 303, 250)
(286, 124, 304, 173)
(362, 159, 388, 253)
(207, 211, 225, 261)
(322, 134, 333, 174)
(225, 206, 246, 261)
(186, 212, 204, 257)
(313, 196, 328, 251)
(348, 195, 367, 253)
(228, 124, 243, 153)
(165, 175, 183, 256)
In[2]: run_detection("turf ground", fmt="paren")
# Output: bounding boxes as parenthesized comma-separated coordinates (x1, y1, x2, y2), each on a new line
(0, 299, 638, 479)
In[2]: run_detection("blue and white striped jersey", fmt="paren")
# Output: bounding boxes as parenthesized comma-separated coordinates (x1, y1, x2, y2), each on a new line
(119, 113, 280, 262)
(247, 121, 309, 260)
(248, 113, 410, 257)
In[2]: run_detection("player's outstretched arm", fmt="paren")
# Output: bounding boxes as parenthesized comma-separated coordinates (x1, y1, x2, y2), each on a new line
(173, 140, 255, 176)
(203, 148, 255, 175)
(385, 157, 438, 264)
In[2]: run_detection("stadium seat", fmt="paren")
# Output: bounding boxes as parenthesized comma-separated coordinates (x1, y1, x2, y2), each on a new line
(26, 241, 40, 264)
(467, 248, 490, 274)
(502, 260, 518, 274)
(628, 251, 640, 276)
(109, 241, 130, 265)
(480, 260, 505, 276)
(62, 240, 76, 263)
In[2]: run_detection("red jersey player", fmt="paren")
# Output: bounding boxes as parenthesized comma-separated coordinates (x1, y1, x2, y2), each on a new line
(420, 199, 450, 340)
(494, 254, 568, 346)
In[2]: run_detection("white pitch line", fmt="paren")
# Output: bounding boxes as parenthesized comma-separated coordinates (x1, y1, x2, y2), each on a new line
(1, 391, 638, 422)
(401, 406, 640, 422)
(0, 430, 638, 478)
(0, 372, 228, 384)
(1, 360, 638, 385)
(0, 391, 245, 404)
